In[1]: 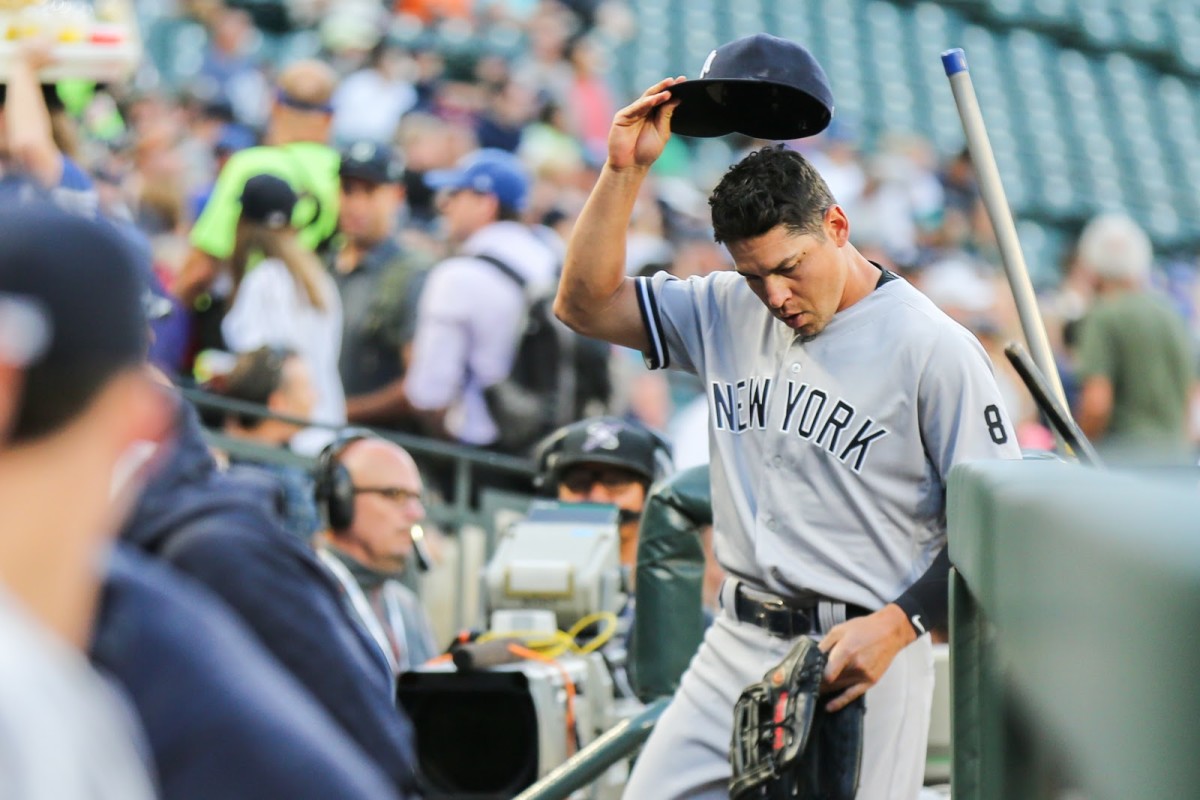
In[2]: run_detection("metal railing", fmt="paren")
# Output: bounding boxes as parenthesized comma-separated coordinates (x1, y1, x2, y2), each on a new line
(948, 459, 1200, 799)
(513, 698, 670, 800)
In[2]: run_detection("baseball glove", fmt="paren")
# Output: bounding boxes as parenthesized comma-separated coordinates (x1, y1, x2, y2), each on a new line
(729, 636, 866, 800)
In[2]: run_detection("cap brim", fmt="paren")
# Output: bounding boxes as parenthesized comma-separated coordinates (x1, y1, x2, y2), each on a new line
(554, 452, 653, 484)
(667, 79, 833, 140)
(340, 165, 391, 184)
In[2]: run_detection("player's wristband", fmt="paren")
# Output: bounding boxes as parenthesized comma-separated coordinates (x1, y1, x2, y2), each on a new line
(891, 548, 950, 637)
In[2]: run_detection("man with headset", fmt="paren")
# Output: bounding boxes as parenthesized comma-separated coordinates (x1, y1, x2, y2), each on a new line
(314, 433, 439, 676)
(535, 416, 675, 576)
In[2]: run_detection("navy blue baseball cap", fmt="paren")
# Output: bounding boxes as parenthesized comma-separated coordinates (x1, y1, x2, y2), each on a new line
(240, 173, 298, 229)
(0, 203, 147, 372)
(667, 33, 834, 140)
(425, 148, 530, 211)
(340, 140, 405, 185)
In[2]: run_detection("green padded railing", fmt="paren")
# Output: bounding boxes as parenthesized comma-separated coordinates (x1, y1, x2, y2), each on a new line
(948, 459, 1200, 799)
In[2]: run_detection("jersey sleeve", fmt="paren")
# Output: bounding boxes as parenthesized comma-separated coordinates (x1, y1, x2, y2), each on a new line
(917, 327, 1023, 479)
(633, 271, 708, 375)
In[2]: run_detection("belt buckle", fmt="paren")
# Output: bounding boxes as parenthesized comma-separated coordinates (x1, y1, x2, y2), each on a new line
(756, 598, 791, 637)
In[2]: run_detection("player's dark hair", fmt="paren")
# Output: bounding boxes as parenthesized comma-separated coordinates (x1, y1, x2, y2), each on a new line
(709, 145, 836, 244)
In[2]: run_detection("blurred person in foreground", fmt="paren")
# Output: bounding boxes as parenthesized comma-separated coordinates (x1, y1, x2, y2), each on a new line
(221, 345, 322, 539)
(178, 60, 342, 305)
(313, 435, 439, 676)
(0, 205, 170, 799)
(331, 141, 432, 430)
(222, 173, 345, 453)
(120, 395, 420, 794)
(93, 543, 405, 800)
(1072, 213, 1196, 465)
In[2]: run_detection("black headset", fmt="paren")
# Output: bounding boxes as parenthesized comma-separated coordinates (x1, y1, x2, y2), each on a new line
(313, 430, 372, 532)
(313, 429, 434, 572)
(532, 417, 675, 495)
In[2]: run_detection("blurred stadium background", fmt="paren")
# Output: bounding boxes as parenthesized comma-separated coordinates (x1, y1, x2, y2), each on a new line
(135, 0, 1200, 289)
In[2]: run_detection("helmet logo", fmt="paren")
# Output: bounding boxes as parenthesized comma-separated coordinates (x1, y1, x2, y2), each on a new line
(700, 49, 717, 78)
(582, 421, 621, 452)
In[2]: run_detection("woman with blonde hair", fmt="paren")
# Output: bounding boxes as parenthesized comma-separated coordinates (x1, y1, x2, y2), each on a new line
(221, 173, 345, 453)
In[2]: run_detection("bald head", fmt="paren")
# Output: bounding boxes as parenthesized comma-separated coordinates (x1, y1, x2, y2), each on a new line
(341, 437, 418, 484)
(277, 60, 338, 108)
(270, 60, 337, 145)
(333, 438, 425, 573)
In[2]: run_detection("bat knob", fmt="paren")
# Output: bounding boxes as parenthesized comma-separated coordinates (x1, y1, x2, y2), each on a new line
(942, 48, 968, 76)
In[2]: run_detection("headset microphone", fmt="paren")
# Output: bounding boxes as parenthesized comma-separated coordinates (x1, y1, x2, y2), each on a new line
(411, 524, 433, 573)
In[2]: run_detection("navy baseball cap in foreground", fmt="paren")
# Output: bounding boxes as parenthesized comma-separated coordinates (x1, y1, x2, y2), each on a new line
(667, 33, 834, 140)
(425, 148, 530, 211)
(340, 140, 405, 184)
(0, 204, 148, 372)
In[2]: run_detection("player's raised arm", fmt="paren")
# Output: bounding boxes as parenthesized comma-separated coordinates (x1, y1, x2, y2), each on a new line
(554, 78, 685, 352)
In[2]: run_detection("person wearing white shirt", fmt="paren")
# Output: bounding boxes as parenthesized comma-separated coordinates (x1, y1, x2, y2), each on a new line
(404, 149, 557, 447)
(222, 173, 346, 455)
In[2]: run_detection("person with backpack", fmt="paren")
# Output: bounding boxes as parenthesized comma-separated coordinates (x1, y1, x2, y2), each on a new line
(402, 148, 559, 451)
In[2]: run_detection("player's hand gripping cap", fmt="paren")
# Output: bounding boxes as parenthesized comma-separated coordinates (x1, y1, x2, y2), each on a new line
(668, 33, 834, 140)
(729, 636, 865, 800)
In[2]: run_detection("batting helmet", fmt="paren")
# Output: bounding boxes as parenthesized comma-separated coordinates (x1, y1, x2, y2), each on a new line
(533, 417, 674, 493)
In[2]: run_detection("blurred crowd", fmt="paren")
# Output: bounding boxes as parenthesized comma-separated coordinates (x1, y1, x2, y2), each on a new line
(5, 0, 1195, 464)
(1, 0, 1199, 796)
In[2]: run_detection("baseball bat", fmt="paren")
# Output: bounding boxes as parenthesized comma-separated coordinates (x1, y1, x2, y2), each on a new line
(1004, 341, 1103, 468)
(942, 49, 1069, 413)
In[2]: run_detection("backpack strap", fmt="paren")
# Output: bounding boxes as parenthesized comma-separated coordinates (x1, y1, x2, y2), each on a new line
(474, 253, 528, 289)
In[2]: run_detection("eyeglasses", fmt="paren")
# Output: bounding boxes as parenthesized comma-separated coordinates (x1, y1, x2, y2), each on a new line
(353, 486, 424, 504)
(560, 468, 642, 495)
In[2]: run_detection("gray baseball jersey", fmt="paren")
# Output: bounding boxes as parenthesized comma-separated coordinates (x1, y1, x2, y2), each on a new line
(635, 269, 1022, 609)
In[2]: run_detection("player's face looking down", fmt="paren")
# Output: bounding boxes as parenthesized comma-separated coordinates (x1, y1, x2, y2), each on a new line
(728, 206, 853, 342)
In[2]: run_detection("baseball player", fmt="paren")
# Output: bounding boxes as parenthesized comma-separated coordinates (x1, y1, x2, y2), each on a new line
(554, 77, 1022, 799)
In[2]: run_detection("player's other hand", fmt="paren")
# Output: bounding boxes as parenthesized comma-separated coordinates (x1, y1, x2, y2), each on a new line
(818, 603, 917, 712)
(607, 77, 685, 172)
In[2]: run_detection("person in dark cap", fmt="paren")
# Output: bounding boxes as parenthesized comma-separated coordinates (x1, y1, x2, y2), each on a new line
(535, 416, 674, 571)
(404, 148, 558, 446)
(535, 416, 676, 699)
(329, 140, 432, 430)
(222, 172, 345, 454)
(555, 35, 1019, 799)
(0, 204, 171, 799)
(178, 60, 342, 305)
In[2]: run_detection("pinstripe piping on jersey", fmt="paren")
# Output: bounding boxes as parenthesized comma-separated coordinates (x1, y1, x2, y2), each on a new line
(635, 276, 669, 370)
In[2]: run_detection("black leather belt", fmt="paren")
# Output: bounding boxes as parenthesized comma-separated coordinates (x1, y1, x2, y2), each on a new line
(733, 584, 871, 638)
